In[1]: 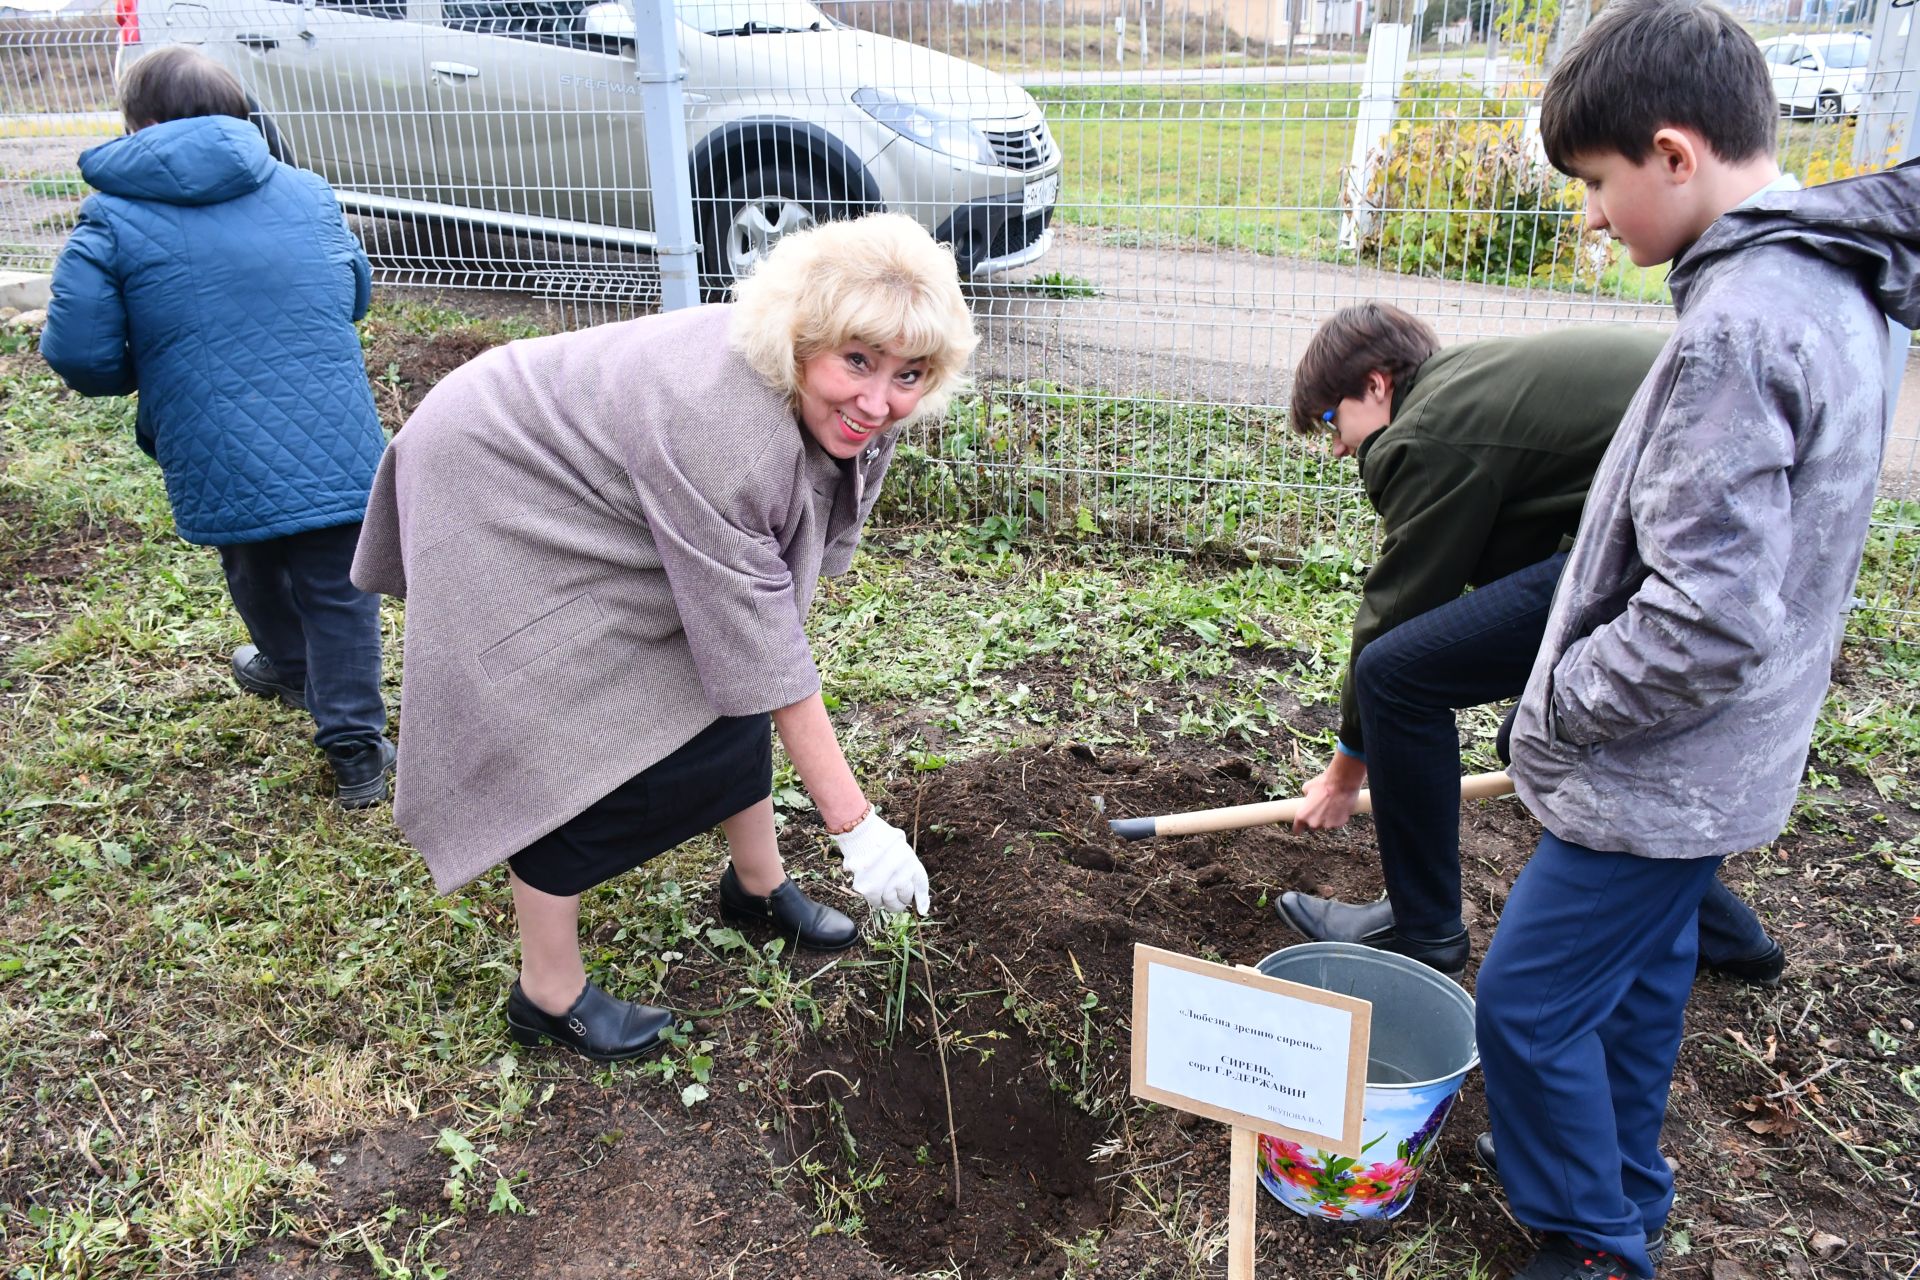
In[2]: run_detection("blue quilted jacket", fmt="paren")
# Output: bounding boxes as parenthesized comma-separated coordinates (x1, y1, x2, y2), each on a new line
(41, 115, 384, 546)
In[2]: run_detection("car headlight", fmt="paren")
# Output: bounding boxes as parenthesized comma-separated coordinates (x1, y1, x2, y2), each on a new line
(853, 88, 995, 167)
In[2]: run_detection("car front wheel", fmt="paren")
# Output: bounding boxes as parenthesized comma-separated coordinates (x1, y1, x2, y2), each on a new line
(700, 166, 826, 299)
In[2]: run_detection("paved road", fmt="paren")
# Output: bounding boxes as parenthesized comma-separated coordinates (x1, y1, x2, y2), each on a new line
(973, 224, 1920, 492)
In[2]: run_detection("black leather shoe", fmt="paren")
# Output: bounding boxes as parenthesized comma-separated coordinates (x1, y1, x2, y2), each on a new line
(1703, 940, 1786, 987)
(328, 737, 396, 809)
(1277, 891, 1396, 945)
(1476, 1136, 1667, 1270)
(506, 981, 671, 1062)
(231, 644, 306, 710)
(1378, 929, 1470, 979)
(1277, 892, 1469, 978)
(718, 866, 858, 952)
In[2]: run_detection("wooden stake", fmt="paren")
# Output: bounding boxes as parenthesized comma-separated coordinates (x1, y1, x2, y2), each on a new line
(1228, 1126, 1257, 1280)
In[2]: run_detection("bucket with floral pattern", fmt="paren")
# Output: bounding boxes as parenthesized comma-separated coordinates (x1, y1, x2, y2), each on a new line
(1256, 1089, 1459, 1220)
(1252, 942, 1479, 1221)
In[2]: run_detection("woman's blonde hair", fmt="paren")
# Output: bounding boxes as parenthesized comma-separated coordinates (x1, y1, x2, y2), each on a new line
(730, 213, 978, 425)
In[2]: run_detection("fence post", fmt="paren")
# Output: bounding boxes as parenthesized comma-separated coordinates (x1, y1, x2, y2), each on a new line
(1337, 22, 1414, 251)
(628, 0, 701, 311)
(1853, 1, 1920, 427)
(1854, 0, 1920, 171)
(1543, 0, 1590, 70)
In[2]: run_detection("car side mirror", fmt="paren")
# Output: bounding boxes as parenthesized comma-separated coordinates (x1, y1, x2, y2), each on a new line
(580, 0, 635, 39)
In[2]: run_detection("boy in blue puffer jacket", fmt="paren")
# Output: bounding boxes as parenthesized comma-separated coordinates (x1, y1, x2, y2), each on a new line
(41, 45, 394, 808)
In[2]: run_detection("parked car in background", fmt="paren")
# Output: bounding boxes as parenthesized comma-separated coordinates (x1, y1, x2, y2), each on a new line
(114, 0, 1061, 292)
(1757, 32, 1872, 122)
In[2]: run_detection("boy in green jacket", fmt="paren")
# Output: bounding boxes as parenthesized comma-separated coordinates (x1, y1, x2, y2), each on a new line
(1277, 304, 1779, 983)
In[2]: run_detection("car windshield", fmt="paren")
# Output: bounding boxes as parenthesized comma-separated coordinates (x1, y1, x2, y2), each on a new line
(680, 0, 829, 34)
(1819, 37, 1871, 68)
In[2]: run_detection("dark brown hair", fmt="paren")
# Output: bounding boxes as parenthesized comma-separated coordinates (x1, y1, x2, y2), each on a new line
(1288, 304, 1439, 435)
(1541, 0, 1775, 175)
(119, 45, 251, 131)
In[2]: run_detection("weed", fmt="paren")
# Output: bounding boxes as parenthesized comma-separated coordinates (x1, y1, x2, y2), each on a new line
(1016, 271, 1101, 299)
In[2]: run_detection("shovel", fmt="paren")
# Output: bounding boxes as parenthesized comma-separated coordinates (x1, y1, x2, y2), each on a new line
(1107, 770, 1513, 841)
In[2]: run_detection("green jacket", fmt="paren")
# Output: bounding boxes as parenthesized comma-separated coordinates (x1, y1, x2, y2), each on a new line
(1337, 327, 1667, 754)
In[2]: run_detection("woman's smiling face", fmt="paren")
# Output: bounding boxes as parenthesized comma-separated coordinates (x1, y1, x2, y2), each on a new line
(796, 340, 930, 460)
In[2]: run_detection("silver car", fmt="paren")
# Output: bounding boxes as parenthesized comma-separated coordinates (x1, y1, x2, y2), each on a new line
(116, 0, 1061, 288)
(1757, 32, 1873, 121)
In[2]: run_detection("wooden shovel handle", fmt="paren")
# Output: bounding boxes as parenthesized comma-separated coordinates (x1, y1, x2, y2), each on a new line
(1110, 770, 1514, 841)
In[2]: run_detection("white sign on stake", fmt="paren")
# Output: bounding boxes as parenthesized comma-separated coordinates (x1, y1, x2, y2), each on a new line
(1130, 944, 1371, 1155)
(1129, 944, 1373, 1280)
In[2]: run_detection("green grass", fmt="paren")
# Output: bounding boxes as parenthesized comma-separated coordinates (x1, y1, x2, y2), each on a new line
(0, 321, 1369, 1276)
(1035, 83, 1359, 258)
(890, 385, 1378, 562)
(24, 173, 86, 199)
(3, 301, 1917, 1278)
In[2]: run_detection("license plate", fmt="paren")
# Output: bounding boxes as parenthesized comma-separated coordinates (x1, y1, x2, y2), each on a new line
(1023, 171, 1060, 216)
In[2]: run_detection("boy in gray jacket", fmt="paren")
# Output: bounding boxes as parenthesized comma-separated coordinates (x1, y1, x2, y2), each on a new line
(1478, 2, 1920, 1277)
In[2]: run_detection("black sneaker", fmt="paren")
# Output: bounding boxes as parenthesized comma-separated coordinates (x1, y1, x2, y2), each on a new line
(1511, 1234, 1642, 1279)
(231, 644, 306, 710)
(1476, 1145, 1667, 1273)
(328, 737, 396, 809)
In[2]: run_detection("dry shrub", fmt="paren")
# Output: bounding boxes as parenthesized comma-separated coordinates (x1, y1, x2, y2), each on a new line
(1357, 78, 1597, 286)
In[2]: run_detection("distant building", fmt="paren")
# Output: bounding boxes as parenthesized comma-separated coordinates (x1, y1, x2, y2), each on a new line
(1168, 0, 1375, 45)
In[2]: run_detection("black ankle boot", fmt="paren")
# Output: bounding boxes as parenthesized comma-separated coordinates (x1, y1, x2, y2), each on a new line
(231, 644, 306, 710)
(328, 737, 396, 809)
(1380, 928, 1471, 979)
(718, 866, 858, 951)
(1702, 940, 1786, 987)
(506, 981, 671, 1062)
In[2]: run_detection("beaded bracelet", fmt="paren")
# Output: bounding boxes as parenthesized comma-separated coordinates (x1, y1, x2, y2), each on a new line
(825, 801, 873, 837)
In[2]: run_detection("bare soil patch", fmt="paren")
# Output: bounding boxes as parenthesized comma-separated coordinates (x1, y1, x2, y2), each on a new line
(362, 326, 507, 435)
(224, 744, 1914, 1279)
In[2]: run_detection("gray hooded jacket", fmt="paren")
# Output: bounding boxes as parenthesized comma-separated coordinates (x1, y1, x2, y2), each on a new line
(1508, 160, 1920, 858)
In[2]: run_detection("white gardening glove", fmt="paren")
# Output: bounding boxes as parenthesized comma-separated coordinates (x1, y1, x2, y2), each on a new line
(830, 808, 930, 916)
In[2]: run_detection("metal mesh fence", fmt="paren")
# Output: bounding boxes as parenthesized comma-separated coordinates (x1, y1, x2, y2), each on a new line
(3, 0, 1917, 634)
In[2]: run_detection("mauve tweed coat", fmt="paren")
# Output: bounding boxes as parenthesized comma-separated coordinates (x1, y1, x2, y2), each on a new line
(352, 305, 893, 891)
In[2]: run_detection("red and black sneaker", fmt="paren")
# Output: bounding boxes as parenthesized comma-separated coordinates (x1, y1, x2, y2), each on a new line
(1511, 1234, 1644, 1279)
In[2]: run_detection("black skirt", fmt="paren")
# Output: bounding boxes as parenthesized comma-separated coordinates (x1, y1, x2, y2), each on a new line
(507, 713, 773, 896)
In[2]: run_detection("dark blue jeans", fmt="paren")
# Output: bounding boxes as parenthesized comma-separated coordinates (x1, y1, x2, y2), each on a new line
(1353, 552, 1771, 965)
(218, 521, 386, 752)
(1477, 832, 1721, 1279)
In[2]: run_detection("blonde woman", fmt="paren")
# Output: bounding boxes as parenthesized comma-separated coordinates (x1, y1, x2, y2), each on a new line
(352, 214, 978, 1061)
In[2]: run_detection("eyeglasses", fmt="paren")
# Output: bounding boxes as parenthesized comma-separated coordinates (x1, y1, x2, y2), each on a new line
(1317, 408, 1338, 435)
